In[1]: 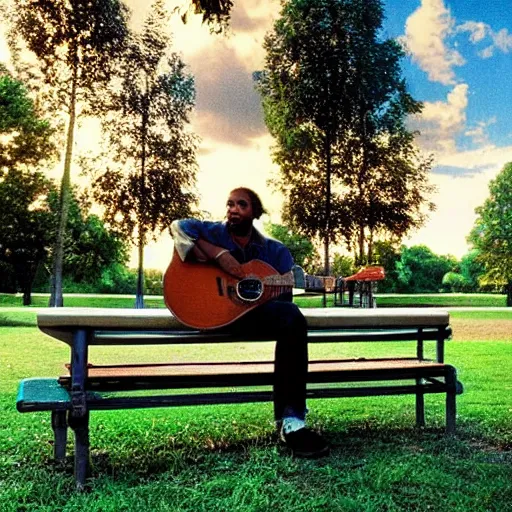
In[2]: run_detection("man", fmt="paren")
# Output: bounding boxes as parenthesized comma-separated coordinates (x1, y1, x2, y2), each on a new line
(170, 187, 329, 458)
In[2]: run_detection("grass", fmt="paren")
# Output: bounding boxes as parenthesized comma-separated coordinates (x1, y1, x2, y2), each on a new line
(0, 309, 511, 511)
(0, 291, 508, 310)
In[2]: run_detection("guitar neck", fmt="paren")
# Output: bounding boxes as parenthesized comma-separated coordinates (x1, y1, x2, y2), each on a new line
(261, 271, 294, 299)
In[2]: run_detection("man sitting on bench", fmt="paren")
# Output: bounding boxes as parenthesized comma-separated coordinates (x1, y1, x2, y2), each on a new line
(170, 187, 329, 458)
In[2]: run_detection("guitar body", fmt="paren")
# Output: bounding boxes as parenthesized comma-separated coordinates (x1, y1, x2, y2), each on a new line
(163, 250, 290, 330)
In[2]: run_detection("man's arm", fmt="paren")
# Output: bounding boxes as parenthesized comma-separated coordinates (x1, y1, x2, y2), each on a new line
(171, 220, 244, 278)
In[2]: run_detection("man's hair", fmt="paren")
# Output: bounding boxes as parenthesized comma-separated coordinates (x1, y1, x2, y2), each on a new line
(230, 187, 266, 219)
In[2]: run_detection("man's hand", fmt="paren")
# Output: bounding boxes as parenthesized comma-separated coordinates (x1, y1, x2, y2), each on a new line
(190, 238, 245, 279)
(216, 251, 245, 279)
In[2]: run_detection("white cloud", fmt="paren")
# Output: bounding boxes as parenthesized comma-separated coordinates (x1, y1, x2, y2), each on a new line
(410, 83, 468, 156)
(456, 21, 512, 59)
(403, 0, 464, 85)
(456, 21, 489, 43)
(464, 117, 496, 146)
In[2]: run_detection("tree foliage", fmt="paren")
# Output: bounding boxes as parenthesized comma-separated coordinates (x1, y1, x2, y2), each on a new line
(179, 0, 233, 32)
(0, 168, 54, 304)
(45, 190, 129, 285)
(92, 1, 198, 307)
(0, 72, 56, 304)
(459, 250, 485, 292)
(330, 253, 355, 278)
(264, 222, 317, 270)
(257, 0, 434, 273)
(468, 162, 512, 305)
(395, 245, 456, 294)
(8, 0, 130, 306)
(0, 72, 56, 169)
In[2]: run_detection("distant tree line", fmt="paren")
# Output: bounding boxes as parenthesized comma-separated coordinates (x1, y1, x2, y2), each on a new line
(266, 223, 500, 296)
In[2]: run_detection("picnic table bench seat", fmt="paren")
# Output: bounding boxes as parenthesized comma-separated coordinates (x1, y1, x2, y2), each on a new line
(17, 307, 462, 489)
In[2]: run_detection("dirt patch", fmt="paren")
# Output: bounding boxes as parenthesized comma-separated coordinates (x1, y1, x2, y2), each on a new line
(451, 318, 512, 341)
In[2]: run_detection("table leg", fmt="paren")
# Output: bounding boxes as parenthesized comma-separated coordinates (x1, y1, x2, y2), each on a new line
(70, 328, 90, 489)
(51, 410, 68, 461)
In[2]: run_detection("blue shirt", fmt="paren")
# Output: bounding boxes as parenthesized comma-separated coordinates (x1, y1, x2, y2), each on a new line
(171, 219, 294, 275)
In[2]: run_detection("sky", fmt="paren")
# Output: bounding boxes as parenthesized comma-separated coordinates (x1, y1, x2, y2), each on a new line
(1, 0, 512, 271)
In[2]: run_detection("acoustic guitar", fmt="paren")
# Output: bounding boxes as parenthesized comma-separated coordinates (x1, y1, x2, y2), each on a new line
(163, 250, 293, 330)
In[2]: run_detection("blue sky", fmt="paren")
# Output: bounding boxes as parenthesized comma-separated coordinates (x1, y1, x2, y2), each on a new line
(383, 0, 512, 163)
(1, 0, 511, 268)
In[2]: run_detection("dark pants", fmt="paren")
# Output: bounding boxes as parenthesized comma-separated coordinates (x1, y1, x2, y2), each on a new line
(229, 300, 308, 421)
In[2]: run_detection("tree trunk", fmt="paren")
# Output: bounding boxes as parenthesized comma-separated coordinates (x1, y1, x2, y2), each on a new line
(507, 280, 512, 307)
(135, 76, 149, 309)
(367, 228, 374, 264)
(14, 261, 34, 306)
(357, 224, 365, 267)
(49, 57, 78, 307)
(135, 234, 144, 309)
(324, 133, 332, 276)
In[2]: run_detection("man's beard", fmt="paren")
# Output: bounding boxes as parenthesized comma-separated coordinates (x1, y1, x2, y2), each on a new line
(228, 218, 252, 236)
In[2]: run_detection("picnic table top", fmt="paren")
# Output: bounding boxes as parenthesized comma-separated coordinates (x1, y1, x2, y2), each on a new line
(37, 307, 450, 344)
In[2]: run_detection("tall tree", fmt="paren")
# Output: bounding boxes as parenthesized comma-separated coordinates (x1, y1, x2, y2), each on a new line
(257, 0, 434, 273)
(92, 1, 198, 308)
(468, 162, 512, 306)
(0, 168, 54, 305)
(8, 0, 129, 306)
(0, 72, 56, 305)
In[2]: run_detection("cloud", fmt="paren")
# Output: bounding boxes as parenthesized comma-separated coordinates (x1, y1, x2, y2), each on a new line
(410, 83, 468, 155)
(432, 163, 494, 177)
(464, 117, 496, 146)
(402, 0, 464, 85)
(456, 22, 512, 59)
(456, 21, 489, 43)
(230, 0, 276, 34)
(187, 42, 266, 147)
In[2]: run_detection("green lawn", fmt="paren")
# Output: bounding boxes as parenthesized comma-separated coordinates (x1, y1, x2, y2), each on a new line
(0, 310, 511, 511)
(0, 291, 508, 310)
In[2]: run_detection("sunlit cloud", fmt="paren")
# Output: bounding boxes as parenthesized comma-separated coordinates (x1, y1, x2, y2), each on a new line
(186, 42, 266, 147)
(410, 83, 468, 155)
(457, 21, 512, 59)
(464, 117, 497, 146)
(402, 0, 464, 85)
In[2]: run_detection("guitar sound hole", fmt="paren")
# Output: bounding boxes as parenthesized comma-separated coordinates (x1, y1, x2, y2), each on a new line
(237, 278, 263, 302)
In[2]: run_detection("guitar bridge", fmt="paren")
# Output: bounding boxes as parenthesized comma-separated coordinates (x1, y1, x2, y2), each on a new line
(216, 277, 224, 296)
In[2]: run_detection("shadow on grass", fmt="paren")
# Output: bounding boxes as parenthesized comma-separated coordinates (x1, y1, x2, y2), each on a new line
(53, 422, 509, 485)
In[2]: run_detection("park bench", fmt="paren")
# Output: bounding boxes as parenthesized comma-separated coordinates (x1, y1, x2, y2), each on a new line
(17, 307, 463, 489)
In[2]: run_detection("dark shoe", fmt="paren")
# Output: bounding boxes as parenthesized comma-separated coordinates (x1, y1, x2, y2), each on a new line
(283, 428, 330, 459)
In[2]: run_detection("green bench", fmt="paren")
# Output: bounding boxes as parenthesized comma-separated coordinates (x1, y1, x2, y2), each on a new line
(17, 307, 463, 489)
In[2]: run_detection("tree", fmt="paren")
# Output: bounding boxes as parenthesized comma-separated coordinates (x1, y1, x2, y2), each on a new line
(373, 240, 401, 292)
(0, 72, 56, 305)
(459, 250, 485, 293)
(441, 272, 468, 293)
(468, 162, 512, 306)
(179, 0, 233, 32)
(8, 0, 130, 306)
(257, 0, 434, 273)
(396, 245, 456, 294)
(0, 168, 55, 305)
(264, 222, 317, 270)
(0, 72, 55, 169)
(45, 189, 129, 285)
(92, 1, 198, 308)
(330, 253, 355, 278)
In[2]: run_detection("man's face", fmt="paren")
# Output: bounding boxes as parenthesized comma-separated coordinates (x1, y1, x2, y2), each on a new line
(226, 190, 254, 232)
